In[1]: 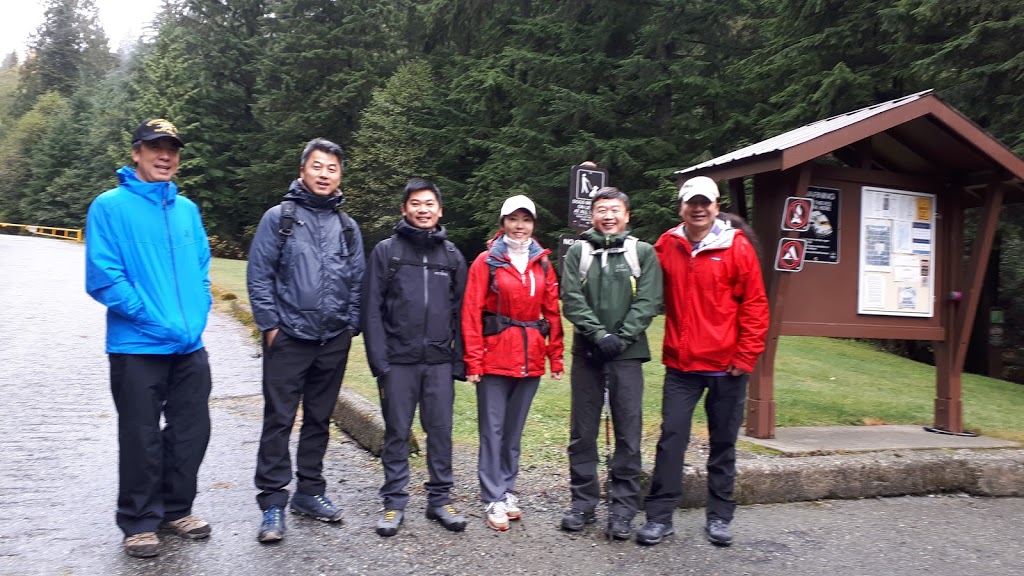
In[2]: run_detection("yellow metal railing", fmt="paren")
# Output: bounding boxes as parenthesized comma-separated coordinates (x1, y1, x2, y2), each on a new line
(0, 222, 83, 242)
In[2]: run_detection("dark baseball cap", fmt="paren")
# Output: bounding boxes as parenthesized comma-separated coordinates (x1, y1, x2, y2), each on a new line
(132, 118, 185, 148)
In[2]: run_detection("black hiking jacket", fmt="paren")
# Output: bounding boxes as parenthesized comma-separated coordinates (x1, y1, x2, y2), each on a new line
(361, 218, 467, 378)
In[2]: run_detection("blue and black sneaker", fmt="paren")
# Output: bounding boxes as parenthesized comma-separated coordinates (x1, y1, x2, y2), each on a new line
(258, 505, 286, 543)
(290, 493, 344, 523)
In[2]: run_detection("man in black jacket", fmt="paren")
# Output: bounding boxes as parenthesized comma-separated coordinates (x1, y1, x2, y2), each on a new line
(247, 138, 365, 543)
(361, 177, 469, 537)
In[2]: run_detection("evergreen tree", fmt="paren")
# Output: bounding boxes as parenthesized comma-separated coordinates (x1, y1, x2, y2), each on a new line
(13, 0, 114, 115)
(0, 92, 69, 222)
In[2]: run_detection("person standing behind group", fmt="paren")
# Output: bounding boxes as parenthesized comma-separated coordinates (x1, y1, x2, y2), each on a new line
(362, 178, 469, 537)
(560, 184, 663, 540)
(247, 138, 365, 543)
(636, 176, 768, 548)
(461, 195, 565, 531)
(85, 119, 213, 558)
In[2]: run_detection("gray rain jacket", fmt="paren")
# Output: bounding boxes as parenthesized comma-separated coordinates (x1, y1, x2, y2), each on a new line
(247, 180, 365, 340)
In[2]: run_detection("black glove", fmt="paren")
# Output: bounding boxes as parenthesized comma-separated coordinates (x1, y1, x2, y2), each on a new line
(596, 334, 625, 361)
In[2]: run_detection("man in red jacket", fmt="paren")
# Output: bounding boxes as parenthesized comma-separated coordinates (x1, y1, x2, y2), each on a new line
(636, 176, 769, 548)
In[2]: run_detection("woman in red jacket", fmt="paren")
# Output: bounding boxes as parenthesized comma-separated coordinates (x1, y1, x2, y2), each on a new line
(461, 195, 564, 531)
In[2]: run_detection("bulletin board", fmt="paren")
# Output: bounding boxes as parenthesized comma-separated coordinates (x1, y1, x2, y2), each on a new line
(857, 185, 936, 317)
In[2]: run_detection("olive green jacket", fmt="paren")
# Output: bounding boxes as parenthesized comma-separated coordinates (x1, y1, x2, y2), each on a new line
(560, 228, 663, 361)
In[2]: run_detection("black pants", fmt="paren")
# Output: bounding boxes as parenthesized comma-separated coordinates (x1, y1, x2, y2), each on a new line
(476, 374, 540, 503)
(255, 330, 352, 510)
(644, 369, 748, 524)
(378, 363, 455, 510)
(109, 349, 212, 536)
(567, 357, 644, 520)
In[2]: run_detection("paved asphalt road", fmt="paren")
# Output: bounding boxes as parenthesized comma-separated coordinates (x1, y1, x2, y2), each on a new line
(1, 234, 1022, 576)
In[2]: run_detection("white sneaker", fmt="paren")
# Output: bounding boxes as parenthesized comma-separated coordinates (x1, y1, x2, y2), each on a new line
(485, 501, 510, 531)
(503, 492, 522, 521)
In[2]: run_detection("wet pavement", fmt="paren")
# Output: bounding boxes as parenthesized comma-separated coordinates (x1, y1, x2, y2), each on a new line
(2, 234, 1023, 576)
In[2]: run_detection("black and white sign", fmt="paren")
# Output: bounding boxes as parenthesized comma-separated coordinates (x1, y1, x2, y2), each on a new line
(800, 186, 840, 264)
(568, 165, 608, 231)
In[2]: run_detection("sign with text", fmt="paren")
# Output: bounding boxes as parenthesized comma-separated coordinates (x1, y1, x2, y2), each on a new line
(558, 234, 579, 266)
(799, 185, 840, 264)
(569, 165, 608, 231)
(774, 238, 807, 272)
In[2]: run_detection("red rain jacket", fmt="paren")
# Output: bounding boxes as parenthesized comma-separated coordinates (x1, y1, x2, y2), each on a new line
(655, 220, 769, 373)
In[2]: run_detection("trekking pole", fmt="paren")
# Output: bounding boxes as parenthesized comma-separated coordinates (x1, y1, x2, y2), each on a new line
(603, 365, 613, 542)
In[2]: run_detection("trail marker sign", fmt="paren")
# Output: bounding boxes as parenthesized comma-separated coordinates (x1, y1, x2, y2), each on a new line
(775, 238, 807, 272)
(781, 197, 813, 232)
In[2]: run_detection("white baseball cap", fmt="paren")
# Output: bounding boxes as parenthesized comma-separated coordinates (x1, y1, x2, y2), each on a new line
(678, 176, 720, 203)
(499, 195, 537, 220)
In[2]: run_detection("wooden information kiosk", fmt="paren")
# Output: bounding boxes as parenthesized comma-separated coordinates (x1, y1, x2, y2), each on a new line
(673, 90, 1024, 438)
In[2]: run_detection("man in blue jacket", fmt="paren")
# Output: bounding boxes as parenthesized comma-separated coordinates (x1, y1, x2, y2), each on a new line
(247, 138, 365, 543)
(86, 119, 213, 558)
(361, 178, 468, 537)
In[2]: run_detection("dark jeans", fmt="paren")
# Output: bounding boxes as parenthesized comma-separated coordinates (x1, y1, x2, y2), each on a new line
(644, 369, 748, 524)
(568, 357, 644, 519)
(378, 363, 455, 510)
(476, 374, 540, 503)
(255, 330, 352, 510)
(109, 349, 212, 536)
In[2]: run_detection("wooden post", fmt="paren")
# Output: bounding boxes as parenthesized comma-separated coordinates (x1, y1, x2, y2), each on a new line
(746, 166, 811, 438)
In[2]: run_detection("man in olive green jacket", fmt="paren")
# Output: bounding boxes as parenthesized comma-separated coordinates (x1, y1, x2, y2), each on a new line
(559, 186, 663, 540)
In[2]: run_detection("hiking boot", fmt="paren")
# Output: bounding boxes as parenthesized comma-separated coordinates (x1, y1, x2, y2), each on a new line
(376, 509, 404, 537)
(705, 518, 733, 546)
(560, 507, 596, 531)
(290, 492, 343, 523)
(123, 532, 159, 558)
(485, 501, 510, 531)
(606, 514, 633, 540)
(503, 492, 522, 521)
(636, 521, 674, 546)
(426, 504, 467, 532)
(257, 505, 286, 543)
(160, 515, 211, 540)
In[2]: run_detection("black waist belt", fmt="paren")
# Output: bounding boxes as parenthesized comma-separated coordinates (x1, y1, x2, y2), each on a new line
(482, 312, 550, 338)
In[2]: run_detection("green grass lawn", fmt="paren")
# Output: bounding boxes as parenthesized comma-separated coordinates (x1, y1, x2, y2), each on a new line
(210, 256, 1024, 466)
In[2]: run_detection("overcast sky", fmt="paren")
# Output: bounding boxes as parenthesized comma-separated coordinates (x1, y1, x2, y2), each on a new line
(2, 0, 164, 60)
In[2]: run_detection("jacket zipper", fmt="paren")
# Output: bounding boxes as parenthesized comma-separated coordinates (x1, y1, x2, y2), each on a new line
(421, 251, 429, 362)
(164, 195, 188, 350)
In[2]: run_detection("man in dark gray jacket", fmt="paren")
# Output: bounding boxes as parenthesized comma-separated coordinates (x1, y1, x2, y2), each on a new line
(247, 138, 365, 543)
(361, 178, 468, 537)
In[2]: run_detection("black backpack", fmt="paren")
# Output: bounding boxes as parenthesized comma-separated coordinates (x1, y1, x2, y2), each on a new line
(385, 235, 460, 288)
(278, 199, 357, 254)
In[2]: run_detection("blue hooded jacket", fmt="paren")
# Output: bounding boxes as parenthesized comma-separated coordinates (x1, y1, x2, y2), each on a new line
(85, 166, 212, 354)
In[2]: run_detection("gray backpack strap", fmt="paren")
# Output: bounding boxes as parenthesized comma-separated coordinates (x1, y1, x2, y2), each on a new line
(578, 241, 595, 283)
(623, 236, 642, 278)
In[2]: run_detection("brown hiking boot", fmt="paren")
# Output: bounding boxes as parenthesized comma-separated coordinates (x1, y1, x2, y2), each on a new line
(123, 532, 159, 558)
(161, 515, 212, 540)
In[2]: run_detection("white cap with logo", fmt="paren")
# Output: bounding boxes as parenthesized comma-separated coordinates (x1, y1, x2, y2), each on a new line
(678, 176, 720, 203)
(499, 195, 537, 220)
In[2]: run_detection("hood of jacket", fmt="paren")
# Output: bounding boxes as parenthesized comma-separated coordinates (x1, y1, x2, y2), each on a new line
(116, 165, 179, 205)
(283, 178, 345, 211)
(580, 227, 633, 249)
(393, 217, 450, 249)
(668, 217, 737, 254)
(485, 233, 546, 268)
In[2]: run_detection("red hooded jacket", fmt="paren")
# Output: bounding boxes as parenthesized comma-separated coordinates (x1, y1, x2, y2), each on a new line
(655, 219, 769, 373)
(462, 235, 564, 378)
